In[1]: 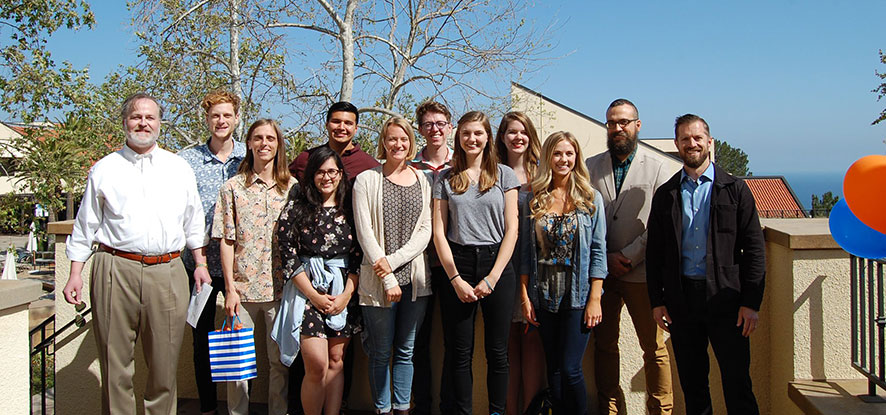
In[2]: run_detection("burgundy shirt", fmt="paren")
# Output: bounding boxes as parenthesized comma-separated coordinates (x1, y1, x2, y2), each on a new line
(288, 142, 380, 184)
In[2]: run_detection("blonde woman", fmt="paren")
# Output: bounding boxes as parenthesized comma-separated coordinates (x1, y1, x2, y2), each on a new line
(433, 111, 520, 415)
(519, 131, 607, 415)
(495, 112, 546, 415)
(353, 117, 433, 415)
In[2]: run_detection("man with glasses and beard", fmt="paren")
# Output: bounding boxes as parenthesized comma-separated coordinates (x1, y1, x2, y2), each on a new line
(646, 114, 765, 415)
(586, 99, 674, 415)
(62, 93, 209, 415)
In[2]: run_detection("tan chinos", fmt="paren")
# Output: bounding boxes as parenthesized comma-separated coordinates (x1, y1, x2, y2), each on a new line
(594, 278, 673, 414)
(90, 251, 189, 415)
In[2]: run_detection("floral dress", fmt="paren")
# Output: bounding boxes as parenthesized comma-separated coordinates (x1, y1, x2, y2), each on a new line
(278, 186, 363, 338)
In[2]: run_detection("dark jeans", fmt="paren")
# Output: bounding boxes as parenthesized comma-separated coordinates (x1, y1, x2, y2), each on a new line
(669, 279, 759, 415)
(412, 266, 454, 415)
(186, 269, 226, 413)
(536, 308, 591, 415)
(440, 242, 516, 415)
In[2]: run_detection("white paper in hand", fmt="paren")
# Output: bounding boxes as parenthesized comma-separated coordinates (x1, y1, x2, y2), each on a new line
(187, 282, 214, 328)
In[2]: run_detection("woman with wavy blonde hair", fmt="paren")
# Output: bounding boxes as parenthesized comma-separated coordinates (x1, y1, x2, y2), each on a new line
(518, 131, 608, 415)
(495, 112, 546, 415)
(432, 111, 520, 414)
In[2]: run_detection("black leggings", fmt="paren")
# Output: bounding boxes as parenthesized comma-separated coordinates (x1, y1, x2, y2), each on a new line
(186, 270, 226, 413)
(440, 242, 516, 414)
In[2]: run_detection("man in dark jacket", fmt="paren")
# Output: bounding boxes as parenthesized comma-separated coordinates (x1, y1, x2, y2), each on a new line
(646, 114, 765, 415)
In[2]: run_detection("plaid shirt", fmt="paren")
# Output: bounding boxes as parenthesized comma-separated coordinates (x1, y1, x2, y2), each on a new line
(611, 149, 636, 196)
(410, 145, 452, 267)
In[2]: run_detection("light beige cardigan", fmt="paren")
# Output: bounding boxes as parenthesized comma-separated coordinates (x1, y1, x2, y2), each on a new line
(352, 165, 432, 306)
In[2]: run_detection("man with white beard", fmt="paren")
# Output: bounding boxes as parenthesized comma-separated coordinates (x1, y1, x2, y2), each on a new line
(62, 93, 209, 415)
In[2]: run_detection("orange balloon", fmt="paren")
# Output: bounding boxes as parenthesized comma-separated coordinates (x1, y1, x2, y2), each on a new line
(843, 155, 886, 234)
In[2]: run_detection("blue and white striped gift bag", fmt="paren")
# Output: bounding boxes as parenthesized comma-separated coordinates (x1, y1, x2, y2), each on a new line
(208, 318, 258, 382)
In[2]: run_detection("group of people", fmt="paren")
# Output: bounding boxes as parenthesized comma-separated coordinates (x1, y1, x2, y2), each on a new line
(62, 90, 766, 415)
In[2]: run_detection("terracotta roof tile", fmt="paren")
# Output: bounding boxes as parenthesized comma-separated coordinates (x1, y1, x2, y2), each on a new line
(744, 177, 806, 218)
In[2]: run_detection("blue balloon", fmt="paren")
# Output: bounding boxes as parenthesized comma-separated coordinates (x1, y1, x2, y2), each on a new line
(829, 199, 886, 259)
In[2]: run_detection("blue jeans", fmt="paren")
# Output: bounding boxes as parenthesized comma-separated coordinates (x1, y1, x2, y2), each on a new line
(537, 308, 591, 415)
(362, 284, 429, 413)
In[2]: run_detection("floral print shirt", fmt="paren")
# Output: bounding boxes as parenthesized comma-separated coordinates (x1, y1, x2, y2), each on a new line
(278, 185, 362, 282)
(211, 173, 295, 302)
(177, 140, 246, 278)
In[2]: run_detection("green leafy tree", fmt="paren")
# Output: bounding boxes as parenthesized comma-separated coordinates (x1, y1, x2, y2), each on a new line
(12, 116, 102, 222)
(714, 139, 751, 176)
(0, 0, 95, 122)
(811, 191, 839, 218)
(122, 0, 306, 149)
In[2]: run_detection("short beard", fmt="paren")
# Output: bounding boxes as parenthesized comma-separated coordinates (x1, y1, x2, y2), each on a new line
(126, 130, 159, 150)
(607, 131, 637, 158)
(682, 151, 709, 169)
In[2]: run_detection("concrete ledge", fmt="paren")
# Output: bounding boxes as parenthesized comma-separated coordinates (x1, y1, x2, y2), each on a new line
(789, 380, 886, 415)
(761, 218, 841, 250)
(0, 280, 42, 311)
(47, 220, 74, 237)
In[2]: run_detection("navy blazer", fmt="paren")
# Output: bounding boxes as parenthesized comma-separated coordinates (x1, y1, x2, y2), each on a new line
(646, 163, 765, 319)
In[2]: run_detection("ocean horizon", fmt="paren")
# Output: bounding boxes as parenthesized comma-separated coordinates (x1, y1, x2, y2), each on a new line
(757, 171, 843, 211)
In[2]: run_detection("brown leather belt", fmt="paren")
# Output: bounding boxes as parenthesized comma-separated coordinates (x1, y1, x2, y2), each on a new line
(98, 244, 181, 265)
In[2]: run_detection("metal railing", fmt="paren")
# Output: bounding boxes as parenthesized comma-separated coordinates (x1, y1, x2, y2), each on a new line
(29, 303, 91, 415)
(850, 256, 886, 401)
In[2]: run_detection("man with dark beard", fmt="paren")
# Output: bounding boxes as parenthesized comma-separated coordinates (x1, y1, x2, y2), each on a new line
(646, 114, 765, 414)
(585, 99, 675, 414)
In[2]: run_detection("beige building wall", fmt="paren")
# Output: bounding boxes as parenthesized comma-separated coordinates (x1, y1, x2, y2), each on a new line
(0, 280, 44, 415)
(0, 122, 28, 195)
(509, 83, 683, 175)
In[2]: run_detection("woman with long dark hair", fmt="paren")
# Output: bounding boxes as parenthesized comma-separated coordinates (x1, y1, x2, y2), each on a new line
(433, 111, 520, 415)
(495, 112, 546, 415)
(353, 117, 433, 414)
(519, 131, 607, 415)
(276, 146, 362, 415)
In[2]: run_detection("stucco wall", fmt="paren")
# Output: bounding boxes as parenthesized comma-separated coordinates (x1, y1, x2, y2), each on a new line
(50, 218, 863, 414)
(0, 279, 43, 414)
(0, 303, 34, 414)
(762, 219, 862, 415)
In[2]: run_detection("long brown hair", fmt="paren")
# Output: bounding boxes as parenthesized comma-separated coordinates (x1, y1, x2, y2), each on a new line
(529, 131, 596, 219)
(449, 111, 499, 193)
(238, 119, 291, 194)
(495, 111, 540, 183)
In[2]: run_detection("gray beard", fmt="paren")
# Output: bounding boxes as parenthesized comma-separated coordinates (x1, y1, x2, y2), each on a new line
(126, 131, 158, 149)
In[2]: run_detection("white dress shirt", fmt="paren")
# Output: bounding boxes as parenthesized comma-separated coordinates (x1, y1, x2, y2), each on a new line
(67, 144, 208, 262)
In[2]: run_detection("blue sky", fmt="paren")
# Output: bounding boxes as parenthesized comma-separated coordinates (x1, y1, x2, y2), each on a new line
(34, 0, 886, 178)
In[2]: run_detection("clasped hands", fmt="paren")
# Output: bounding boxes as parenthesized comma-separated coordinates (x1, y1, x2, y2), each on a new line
(450, 272, 496, 303)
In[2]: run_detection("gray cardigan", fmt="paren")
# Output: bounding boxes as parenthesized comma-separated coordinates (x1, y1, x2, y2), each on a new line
(352, 165, 433, 306)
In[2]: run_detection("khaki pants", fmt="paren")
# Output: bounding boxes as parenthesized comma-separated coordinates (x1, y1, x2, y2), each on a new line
(227, 301, 288, 415)
(594, 279, 673, 415)
(90, 252, 189, 415)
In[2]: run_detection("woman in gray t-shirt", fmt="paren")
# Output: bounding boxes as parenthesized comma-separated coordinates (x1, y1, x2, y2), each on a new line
(432, 111, 520, 414)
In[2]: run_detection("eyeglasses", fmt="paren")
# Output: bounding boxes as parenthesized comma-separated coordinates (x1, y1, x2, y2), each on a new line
(421, 121, 450, 130)
(315, 169, 342, 179)
(605, 119, 638, 129)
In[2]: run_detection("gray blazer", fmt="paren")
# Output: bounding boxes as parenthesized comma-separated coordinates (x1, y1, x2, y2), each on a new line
(585, 145, 676, 283)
